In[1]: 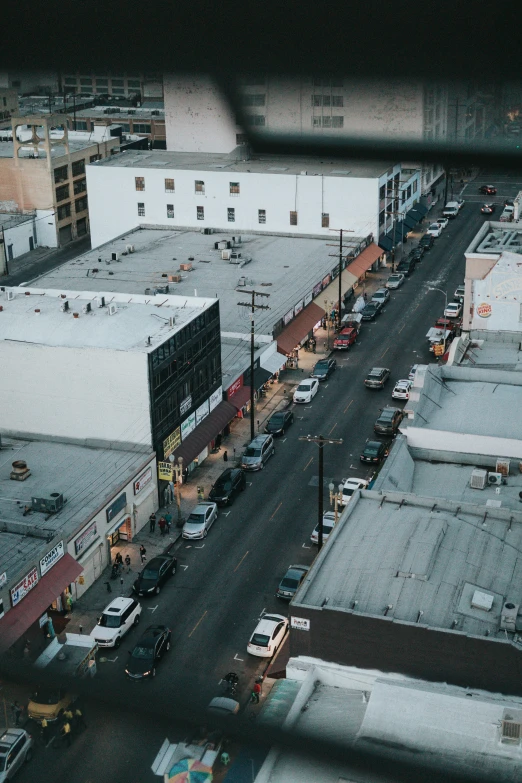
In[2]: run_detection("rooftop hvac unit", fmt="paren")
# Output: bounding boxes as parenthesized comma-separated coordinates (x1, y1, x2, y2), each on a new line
(203, 228, 214, 235)
(221, 250, 231, 260)
(6, 290, 14, 301)
(126, 244, 135, 253)
(237, 276, 247, 286)
(179, 263, 192, 272)
(229, 251, 242, 264)
(470, 468, 487, 489)
(496, 458, 510, 475)
(488, 472, 503, 486)
(107, 303, 118, 315)
(156, 285, 169, 294)
(169, 316, 175, 327)
(95, 296, 105, 308)
(216, 240, 231, 250)
(111, 252, 120, 261)
(32, 492, 64, 514)
(168, 275, 182, 283)
(500, 601, 520, 632)
(82, 302, 91, 314)
(232, 235, 242, 245)
(60, 300, 69, 312)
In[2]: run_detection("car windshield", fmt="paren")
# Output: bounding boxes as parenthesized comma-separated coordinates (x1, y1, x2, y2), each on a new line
(343, 487, 355, 497)
(297, 383, 310, 391)
(31, 687, 61, 705)
(281, 577, 299, 589)
(365, 444, 380, 455)
(379, 410, 395, 421)
(244, 447, 261, 457)
(141, 567, 160, 579)
(369, 371, 381, 378)
(429, 224, 439, 229)
(314, 362, 328, 370)
(188, 512, 205, 523)
(270, 413, 285, 424)
(131, 645, 154, 660)
(251, 633, 269, 646)
(215, 479, 232, 491)
(322, 522, 334, 533)
(99, 613, 122, 628)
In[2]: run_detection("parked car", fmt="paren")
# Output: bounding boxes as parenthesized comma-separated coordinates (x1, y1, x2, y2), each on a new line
(396, 259, 415, 276)
(505, 198, 515, 207)
(182, 502, 218, 539)
(426, 223, 442, 238)
(444, 301, 463, 319)
(339, 477, 369, 507)
(276, 565, 309, 600)
(419, 234, 435, 249)
(133, 556, 177, 596)
(364, 367, 390, 389)
(207, 697, 240, 716)
(125, 625, 171, 680)
(456, 198, 465, 210)
(90, 597, 142, 648)
(311, 357, 337, 381)
(209, 467, 246, 505)
(311, 512, 336, 545)
(371, 288, 390, 306)
(436, 217, 449, 229)
(500, 205, 515, 222)
(241, 433, 275, 469)
(247, 614, 288, 658)
(333, 327, 357, 350)
(374, 406, 404, 436)
(340, 312, 363, 333)
(408, 247, 424, 262)
(408, 364, 418, 381)
(454, 284, 465, 301)
(265, 410, 294, 436)
(392, 379, 412, 399)
(385, 273, 405, 289)
(0, 729, 34, 781)
(361, 302, 382, 321)
(481, 203, 496, 214)
(442, 202, 459, 219)
(293, 378, 319, 403)
(479, 185, 497, 195)
(360, 440, 389, 464)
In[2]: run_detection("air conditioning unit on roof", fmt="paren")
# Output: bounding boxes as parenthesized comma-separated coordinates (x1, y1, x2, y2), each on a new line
(32, 492, 64, 514)
(221, 250, 231, 260)
(500, 601, 519, 632)
(107, 303, 117, 315)
(496, 458, 510, 475)
(126, 244, 135, 253)
(488, 472, 503, 486)
(6, 290, 14, 301)
(470, 468, 487, 489)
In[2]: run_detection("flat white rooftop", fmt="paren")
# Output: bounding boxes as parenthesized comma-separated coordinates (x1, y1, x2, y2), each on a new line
(0, 287, 216, 353)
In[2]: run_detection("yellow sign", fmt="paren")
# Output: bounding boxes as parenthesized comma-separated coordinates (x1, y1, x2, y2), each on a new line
(163, 427, 181, 459)
(158, 462, 174, 481)
(434, 344, 445, 356)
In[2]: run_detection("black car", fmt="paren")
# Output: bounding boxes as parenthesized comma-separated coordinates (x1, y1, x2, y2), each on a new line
(125, 625, 171, 680)
(132, 556, 177, 597)
(360, 440, 389, 464)
(208, 467, 246, 506)
(374, 406, 404, 436)
(361, 302, 382, 321)
(408, 246, 424, 262)
(311, 357, 337, 380)
(396, 259, 415, 277)
(265, 410, 294, 436)
(419, 234, 435, 250)
(479, 185, 497, 195)
(481, 203, 496, 214)
(276, 564, 309, 600)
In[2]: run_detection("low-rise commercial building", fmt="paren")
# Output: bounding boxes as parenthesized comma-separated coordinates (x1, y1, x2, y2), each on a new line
(0, 213, 37, 274)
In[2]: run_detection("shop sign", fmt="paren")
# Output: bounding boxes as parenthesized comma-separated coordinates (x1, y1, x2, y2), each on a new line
(294, 300, 303, 317)
(477, 302, 492, 318)
(180, 394, 192, 416)
(11, 567, 38, 608)
(195, 399, 210, 425)
(134, 466, 153, 495)
(304, 291, 313, 306)
(0, 572, 6, 588)
(228, 377, 243, 398)
(283, 308, 294, 326)
(158, 462, 174, 481)
(181, 412, 196, 440)
(312, 282, 322, 297)
(106, 493, 127, 523)
(322, 274, 331, 289)
(40, 540, 65, 576)
(209, 385, 222, 412)
(290, 616, 310, 631)
(163, 427, 181, 459)
(74, 521, 98, 555)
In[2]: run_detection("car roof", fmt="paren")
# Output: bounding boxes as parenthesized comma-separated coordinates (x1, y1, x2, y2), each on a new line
(134, 626, 168, 646)
(395, 379, 411, 386)
(103, 596, 134, 614)
(300, 378, 314, 385)
(285, 565, 309, 576)
(208, 697, 239, 714)
(191, 502, 216, 513)
(0, 729, 26, 750)
(374, 288, 387, 293)
(254, 614, 287, 633)
(369, 367, 386, 373)
(365, 440, 383, 447)
(144, 556, 173, 569)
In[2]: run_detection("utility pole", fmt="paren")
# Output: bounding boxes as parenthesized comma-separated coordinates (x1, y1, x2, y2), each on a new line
(237, 289, 270, 441)
(299, 434, 343, 550)
(327, 228, 354, 329)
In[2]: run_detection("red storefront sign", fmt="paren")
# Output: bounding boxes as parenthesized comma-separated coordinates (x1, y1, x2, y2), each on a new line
(11, 566, 39, 607)
(228, 377, 243, 398)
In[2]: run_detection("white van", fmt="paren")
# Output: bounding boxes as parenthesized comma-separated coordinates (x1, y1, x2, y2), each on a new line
(442, 202, 459, 219)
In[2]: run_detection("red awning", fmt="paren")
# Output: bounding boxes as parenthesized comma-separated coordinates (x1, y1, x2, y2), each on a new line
(347, 242, 383, 279)
(277, 301, 325, 355)
(0, 554, 83, 654)
(228, 385, 251, 411)
(171, 400, 237, 466)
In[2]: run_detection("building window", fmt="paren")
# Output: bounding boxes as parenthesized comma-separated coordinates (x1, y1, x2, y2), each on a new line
(332, 95, 344, 107)
(135, 176, 145, 191)
(56, 184, 70, 202)
(228, 208, 235, 222)
(236, 133, 248, 144)
(54, 165, 68, 184)
(379, 209, 385, 227)
(379, 184, 386, 200)
(407, 184, 412, 199)
(111, 79, 124, 87)
(112, 88, 125, 95)
(245, 114, 266, 126)
(412, 179, 418, 194)
(311, 116, 344, 128)
(128, 79, 141, 88)
(241, 94, 266, 107)
(74, 121, 88, 131)
(195, 180, 205, 194)
(197, 206, 204, 220)
(290, 211, 298, 226)
(90, 154, 102, 163)
(331, 116, 344, 128)
(230, 182, 240, 195)
(71, 159, 85, 177)
(96, 78, 108, 86)
(73, 179, 86, 195)
(118, 123, 130, 132)
(77, 217, 88, 236)
(80, 78, 93, 86)
(321, 213, 329, 228)
(258, 209, 266, 224)
(165, 178, 175, 192)
(133, 124, 151, 134)
(57, 203, 71, 220)
(166, 204, 174, 219)
(138, 202, 145, 217)
(75, 196, 88, 212)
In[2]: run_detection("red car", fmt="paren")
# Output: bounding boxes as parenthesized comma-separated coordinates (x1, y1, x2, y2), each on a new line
(479, 185, 497, 195)
(333, 327, 357, 350)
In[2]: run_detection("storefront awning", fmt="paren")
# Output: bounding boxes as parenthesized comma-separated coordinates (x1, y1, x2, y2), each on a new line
(246, 367, 272, 391)
(0, 554, 83, 654)
(171, 400, 237, 466)
(228, 385, 251, 411)
(378, 235, 393, 252)
(406, 208, 422, 225)
(413, 203, 428, 216)
(346, 242, 383, 278)
(320, 267, 358, 312)
(277, 301, 325, 355)
(403, 215, 417, 231)
(261, 351, 288, 376)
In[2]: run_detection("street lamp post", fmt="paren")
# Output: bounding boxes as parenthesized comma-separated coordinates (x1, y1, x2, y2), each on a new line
(328, 482, 344, 523)
(172, 456, 184, 526)
(299, 435, 343, 550)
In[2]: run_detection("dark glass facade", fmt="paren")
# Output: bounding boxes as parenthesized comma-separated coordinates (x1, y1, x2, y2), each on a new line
(148, 302, 221, 456)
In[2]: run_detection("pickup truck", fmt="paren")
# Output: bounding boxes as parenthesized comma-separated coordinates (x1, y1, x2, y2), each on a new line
(426, 318, 456, 353)
(500, 205, 515, 222)
(339, 312, 362, 334)
(333, 327, 357, 350)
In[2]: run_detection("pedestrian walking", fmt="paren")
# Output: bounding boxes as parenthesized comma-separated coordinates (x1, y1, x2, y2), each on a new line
(62, 720, 72, 747)
(105, 581, 112, 592)
(149, 513, 156, 533)
(223, 450, 228, 462)
(115, 552, 123, 566)
(165, 512, 172, 533)
(41, 717, 49, 743)
(251, 681, 261, 704)
(64, 708, 73, 722)
(74, 707, 86, 730)
(158, 517, 166, 536)
(139, 544, 147, 564)
(363, 292, 367, 302)
(11, 701, 22, 726)
(124, 554, 131, 572)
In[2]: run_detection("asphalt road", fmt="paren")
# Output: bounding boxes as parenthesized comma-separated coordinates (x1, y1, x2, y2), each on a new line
(12, 183, 514, 783)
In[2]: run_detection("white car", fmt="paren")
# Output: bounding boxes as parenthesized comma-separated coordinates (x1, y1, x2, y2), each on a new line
(339, 477, 369, 507)
(436, 217, 449, 229)
(90, 596, 142, 648)
(426, 223, 442, 238)
(385, 273, 405, 289)
(408, 364, 418, 382)
(182, 502, 218, 539)
(311, 511, 336, 544)
(247, 614, 289, 658)
(444, 302, 463, 319)
(293, 377, 319, 404)
(454, 284, 465, 301)
(392, 379, 412, 399)
(0, 729, 34, 782)
(371, 287, 390, 306)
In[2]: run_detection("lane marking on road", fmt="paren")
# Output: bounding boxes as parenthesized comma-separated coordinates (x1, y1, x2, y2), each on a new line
(328, 423, 337, 436)
(270, 502, 282, 520)
(303, 456, 314, 471)
(380, 347, 389, 359)
(195, 544, 205, 549)
(222, 511, 231, 517)
(302, 543, 311, 549)
(104, 656, 118, 663)
(259, 607, 266, 618)
(344, 400, 354, 414)
(188, 610, 208, 638)
(180, 565, 188, 570)
(350, 464, 357, 469)
(281, 438, 287, 443)
(398, 324, 405, 333)
(185, 545, 192, 549)
(234, 550, 250, 572)
(148, 605, 158, 613)
(234, 653, 245, 662)
(247, 482, 253, 486)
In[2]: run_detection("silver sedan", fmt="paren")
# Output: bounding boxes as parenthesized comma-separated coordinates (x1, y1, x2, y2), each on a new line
(182, 502, 218, 539)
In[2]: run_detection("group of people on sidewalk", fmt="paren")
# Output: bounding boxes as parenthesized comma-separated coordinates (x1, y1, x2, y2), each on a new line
(57, 705, 87, 748)
(148, 512, 173, 536)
